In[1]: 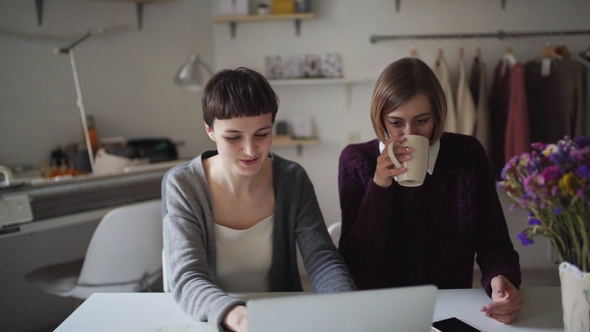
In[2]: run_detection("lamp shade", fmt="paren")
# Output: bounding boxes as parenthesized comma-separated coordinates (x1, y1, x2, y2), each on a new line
(174, 53, 213, 92)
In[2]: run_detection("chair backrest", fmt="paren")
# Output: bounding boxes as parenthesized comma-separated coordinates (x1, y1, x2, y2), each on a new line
(162, 249, 170, 292)
(327, 221, 342, 248)
(77, 200, 163, 287)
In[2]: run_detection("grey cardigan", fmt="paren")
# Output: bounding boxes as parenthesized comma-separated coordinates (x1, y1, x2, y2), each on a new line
(162, 151, 356, 331)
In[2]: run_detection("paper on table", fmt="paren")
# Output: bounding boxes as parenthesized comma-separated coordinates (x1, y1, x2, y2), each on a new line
(141, 323, 216, 332)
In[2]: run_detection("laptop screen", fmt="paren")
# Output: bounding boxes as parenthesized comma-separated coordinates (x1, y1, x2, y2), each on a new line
(247, 285, 438, 332)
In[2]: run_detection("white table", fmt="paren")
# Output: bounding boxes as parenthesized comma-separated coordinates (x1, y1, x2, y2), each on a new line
(55, 287, 563, 332)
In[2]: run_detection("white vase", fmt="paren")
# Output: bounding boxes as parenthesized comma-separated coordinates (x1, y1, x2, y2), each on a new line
(559, 262, 590, 332)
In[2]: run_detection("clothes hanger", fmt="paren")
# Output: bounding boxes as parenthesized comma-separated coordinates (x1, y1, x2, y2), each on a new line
(554, 34, 571, 58)
(473, 36, 482, 63)
(475, 46, 482, 62)
(435, 37, 444, 63)
(409, 39, 419, 58)
(502, 43, 517, 67)
(532, 41, 563, 62)
(555, 44, 571, 58)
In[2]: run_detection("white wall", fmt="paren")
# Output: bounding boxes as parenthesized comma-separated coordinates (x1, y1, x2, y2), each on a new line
(0, 0, 216, 166)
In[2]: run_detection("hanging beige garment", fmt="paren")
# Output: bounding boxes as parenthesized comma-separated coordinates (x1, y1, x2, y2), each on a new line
(433, 54, 457, 133)
(471, 58, 492, 158)
(456, 57, 477, 135)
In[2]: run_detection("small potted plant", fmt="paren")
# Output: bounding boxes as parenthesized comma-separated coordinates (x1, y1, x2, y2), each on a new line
(257, 3, 270, 15)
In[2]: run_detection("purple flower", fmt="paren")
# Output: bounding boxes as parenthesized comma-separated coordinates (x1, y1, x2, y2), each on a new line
(576, 165, 590, 179)
(549, 150, 567, 165)
(531, 142, 546, 151)
(574, 136, 590, 148)
(554, 207, 563, 215)
(517, 232, 534, 246)
(528, 218, 542, 226)
(542, 166, 561, 182)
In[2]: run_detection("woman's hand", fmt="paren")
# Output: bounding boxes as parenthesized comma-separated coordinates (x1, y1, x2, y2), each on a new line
(481, 275, 523, 324)
(373, 136, 412, 188)
(223, 305, 248, 332)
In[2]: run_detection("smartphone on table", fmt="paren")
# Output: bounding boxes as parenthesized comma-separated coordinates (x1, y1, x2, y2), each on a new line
(432, 317, 483, 332)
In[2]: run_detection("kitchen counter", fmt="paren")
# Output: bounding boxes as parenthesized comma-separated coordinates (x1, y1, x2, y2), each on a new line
(0, 160, 185, 228)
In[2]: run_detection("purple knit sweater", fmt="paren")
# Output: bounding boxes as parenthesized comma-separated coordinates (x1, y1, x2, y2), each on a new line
(338, 133, 521, 296)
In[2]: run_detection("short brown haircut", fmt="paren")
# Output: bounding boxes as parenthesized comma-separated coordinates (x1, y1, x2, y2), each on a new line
(202, 67, 279, 128)
(370, 57, 446, 145)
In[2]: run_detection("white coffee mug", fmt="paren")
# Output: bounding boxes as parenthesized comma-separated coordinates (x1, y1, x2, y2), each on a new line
(387, 135, 430, 187)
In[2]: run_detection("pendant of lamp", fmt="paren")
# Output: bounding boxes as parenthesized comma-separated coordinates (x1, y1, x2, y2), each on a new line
(174, 53, 213, 92)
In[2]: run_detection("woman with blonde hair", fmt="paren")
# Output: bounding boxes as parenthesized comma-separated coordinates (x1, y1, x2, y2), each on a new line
(338, 57, 523, 323)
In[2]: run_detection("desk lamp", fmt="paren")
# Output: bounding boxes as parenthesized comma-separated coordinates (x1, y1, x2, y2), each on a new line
(55, 25, 130, 173)
(174, 53, 213, 92)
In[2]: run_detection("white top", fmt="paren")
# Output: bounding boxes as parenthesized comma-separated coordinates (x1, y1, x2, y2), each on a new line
(214, 215, 274, 292)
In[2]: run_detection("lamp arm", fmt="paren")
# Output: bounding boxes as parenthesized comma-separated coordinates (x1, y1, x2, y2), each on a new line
(68, 49, 96, 173)
(57, 31, 92, 54)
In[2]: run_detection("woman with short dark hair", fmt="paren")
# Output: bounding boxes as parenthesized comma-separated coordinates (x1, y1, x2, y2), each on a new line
(163, 67, 356, 332)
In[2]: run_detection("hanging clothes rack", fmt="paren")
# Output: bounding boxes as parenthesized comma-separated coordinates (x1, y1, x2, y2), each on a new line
(370, 29, 590, 44)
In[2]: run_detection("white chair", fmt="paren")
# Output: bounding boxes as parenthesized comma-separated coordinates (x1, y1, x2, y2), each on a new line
(24, 199, 163, 300)
(162, 249, 170, 293)
(327, 221, 342, 248)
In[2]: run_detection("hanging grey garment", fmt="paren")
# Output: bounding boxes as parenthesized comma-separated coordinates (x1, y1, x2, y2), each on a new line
(574, 53, 590, 138)
(525, 58, 585, 144)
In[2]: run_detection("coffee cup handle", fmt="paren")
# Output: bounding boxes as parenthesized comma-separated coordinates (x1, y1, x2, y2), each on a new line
(387, 142, 403, 169)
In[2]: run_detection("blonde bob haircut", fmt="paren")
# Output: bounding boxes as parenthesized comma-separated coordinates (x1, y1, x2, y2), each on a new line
(370, 57, 447, 145)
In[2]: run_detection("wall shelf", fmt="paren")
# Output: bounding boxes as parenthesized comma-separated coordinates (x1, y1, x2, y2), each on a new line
(268, 77, 372, 86)
(273, 135, 317, 156)
(34, 0, 177, 29)
(269, 77, 375, 108)
(213, 13, 315, 39)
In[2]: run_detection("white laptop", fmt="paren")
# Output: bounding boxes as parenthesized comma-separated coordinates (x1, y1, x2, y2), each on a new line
(247, 284, 438, 332)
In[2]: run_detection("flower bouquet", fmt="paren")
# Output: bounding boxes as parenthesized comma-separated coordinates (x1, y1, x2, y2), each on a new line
(500, 136, 590, 331)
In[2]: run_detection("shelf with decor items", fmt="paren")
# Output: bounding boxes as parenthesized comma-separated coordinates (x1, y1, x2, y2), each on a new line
(213, 13, 315, 39)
